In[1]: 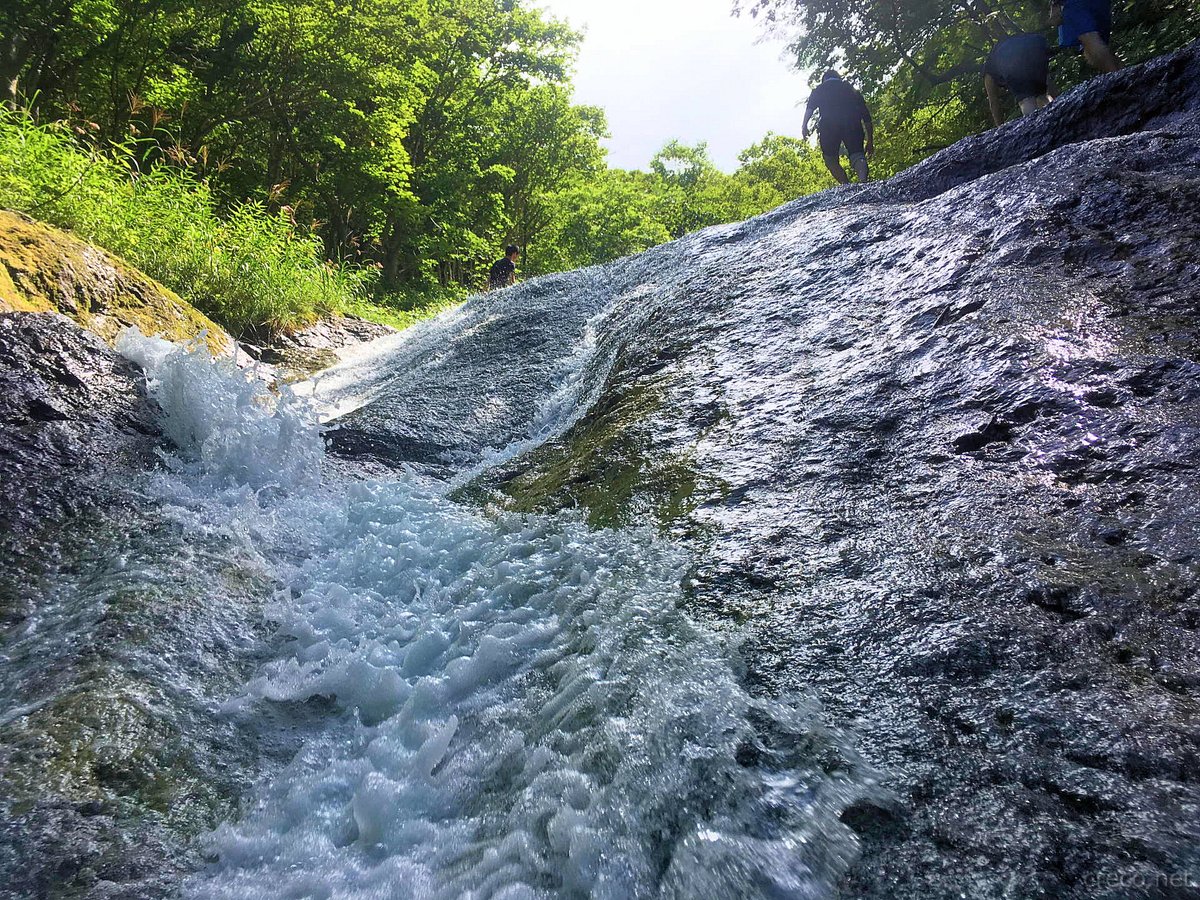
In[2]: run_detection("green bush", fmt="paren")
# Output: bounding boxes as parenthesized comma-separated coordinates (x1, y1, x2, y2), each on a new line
(0, 107, 396, 337)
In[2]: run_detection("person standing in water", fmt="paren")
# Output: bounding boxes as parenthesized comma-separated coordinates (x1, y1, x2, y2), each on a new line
(802, 70, 874, 185)
(1051, 0, 1122, 74)
(984, 33, 1056, 125)
(487, 245, 520, 292)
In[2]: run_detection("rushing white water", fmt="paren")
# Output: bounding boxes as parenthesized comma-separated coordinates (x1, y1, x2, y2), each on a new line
(117, 326, 867, 899)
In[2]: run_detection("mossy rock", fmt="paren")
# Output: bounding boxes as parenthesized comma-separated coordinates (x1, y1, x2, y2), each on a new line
(469, 375, 725, 534)
(0, 209, 231, 355)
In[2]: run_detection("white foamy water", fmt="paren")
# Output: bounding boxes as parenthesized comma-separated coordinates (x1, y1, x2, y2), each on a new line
(118, 329, 324, 488)
(119, 328, 866, 899)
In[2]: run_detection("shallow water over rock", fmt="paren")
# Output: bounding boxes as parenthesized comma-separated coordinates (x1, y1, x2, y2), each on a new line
(315, 45, 1200, 898)
(3, 43, 1200, 900)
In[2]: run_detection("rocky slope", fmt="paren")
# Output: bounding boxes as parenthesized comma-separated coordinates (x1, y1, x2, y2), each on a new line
(320, 42, 1200, 898)
(2, 40, 1199, 900)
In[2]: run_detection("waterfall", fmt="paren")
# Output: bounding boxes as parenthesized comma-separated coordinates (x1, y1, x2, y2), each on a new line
(5, 45, 1200, 897)
(113, 326, 872, 898)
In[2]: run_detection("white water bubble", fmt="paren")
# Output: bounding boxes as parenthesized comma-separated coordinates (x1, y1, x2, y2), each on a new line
(114, 330, 868, 898)
(118, 326, 324, 488)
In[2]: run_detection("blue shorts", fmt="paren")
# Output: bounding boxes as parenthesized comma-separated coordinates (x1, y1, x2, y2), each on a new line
(1059, 0, 1112, 49)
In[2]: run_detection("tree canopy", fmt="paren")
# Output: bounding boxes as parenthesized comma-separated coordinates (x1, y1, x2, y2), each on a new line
(3, 0, 1198, 312)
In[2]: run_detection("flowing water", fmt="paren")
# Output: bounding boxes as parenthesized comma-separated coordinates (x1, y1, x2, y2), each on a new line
(108, 319, 871, 899)
(4, 51, 1200, 898)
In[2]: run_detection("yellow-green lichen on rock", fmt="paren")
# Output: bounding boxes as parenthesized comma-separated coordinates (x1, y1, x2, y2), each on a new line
(471, 375, 724, 533)
(0, 209, 231, 355)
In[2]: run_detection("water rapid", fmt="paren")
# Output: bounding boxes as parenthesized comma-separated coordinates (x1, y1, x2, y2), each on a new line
(5, 45, 1200, 898)
(112, 328, 871, 898)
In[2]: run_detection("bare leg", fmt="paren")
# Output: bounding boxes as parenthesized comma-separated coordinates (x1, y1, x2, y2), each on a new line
(1079, 31, 1122, 73)
(823, 151, 850, 185)
(850, 154, 869, 183)
(1018, 95, 1051, 116)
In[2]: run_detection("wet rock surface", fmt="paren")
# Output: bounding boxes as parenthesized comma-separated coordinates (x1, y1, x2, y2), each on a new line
(0, 313, 162, 543)
(320, 43, 1200, 898)
(0, 313, 306, 898)
(242, 314, 396, 381)
(321, 275, 615, 471)
(3, 40, 1200, 900)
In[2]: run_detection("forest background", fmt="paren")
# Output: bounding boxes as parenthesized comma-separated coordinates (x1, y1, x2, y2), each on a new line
(1, 0, 1196, 336)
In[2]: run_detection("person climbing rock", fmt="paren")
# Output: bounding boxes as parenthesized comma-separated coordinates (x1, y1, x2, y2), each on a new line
(487, 245, 520, 292)
(1051, 0, 1122, 74)
(984, 33, 1056, 125)
(802, 70, 874, 185)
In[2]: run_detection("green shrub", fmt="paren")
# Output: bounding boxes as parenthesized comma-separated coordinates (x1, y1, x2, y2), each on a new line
(0, 107, 401, 337)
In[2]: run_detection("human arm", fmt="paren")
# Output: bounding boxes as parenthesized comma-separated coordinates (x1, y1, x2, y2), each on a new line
(861, 100, 875, 156)
(984, 73, 1005, 126)
(801, 99, 815, 140)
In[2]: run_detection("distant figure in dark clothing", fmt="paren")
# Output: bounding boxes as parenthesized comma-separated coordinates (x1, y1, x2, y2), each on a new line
(984, 33, 1055, 125)
(802, 70, 874, 185)
(1051, 0, 1121, 73)
(488, 245, 520, 292)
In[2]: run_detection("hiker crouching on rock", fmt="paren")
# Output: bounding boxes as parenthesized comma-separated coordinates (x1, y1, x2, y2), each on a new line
(802, 70, 874, 185)
(487, 245, 520, 292)
(1051, 0, 1122, 74)
(984, 33, 1056, 125)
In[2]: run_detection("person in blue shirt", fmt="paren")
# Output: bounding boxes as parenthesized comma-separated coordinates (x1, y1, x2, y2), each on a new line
(1052, 0, 1121, 73)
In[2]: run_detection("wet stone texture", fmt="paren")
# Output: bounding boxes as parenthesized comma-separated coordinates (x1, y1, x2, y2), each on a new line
(325, 44, 1200, 899)
(241, 314, 396, 382)
(0, 312, 162, 546)
(0, 314, 299, 897)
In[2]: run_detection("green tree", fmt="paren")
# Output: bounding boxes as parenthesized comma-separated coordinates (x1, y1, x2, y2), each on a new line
(733, 132, 829, 202)
(736, 0, 1200, 171)
(533, 168, 675, 273)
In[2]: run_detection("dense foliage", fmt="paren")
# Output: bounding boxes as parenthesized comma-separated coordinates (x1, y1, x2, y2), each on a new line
(3, 0, 1197, 335)
(1, 0, 831, 333)
(0, 106, 395, 334)
(736, 0, 1200, 175)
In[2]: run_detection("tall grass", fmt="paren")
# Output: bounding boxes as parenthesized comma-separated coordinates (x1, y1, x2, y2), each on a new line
(0, 107, 377, 337)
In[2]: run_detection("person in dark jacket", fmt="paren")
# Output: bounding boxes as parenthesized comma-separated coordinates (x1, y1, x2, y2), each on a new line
(802, 70, 874, 185)
(984, 33, 1056, 125)
(487, 245, 520, 292)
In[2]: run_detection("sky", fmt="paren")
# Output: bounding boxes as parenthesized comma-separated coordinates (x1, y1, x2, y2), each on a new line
(535, 0, 812, 172)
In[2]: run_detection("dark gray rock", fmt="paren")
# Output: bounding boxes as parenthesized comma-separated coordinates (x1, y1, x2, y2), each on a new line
(323, 41, 1200, 899)
(0, 313, 161, 541)
(256, 314, 396, 380)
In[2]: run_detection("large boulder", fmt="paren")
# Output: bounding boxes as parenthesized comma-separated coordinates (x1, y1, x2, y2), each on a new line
(0, 210, 232, 355)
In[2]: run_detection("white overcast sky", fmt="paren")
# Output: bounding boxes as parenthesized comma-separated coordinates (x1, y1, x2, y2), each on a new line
(535, 0, 812, 172)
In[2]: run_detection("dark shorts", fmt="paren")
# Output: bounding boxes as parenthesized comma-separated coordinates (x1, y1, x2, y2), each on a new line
(819, 122, 865, 159)
(1059, 0, 1112, 49)
(1005, 74, 1049, 102)
(988, 34, 1050, 101)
